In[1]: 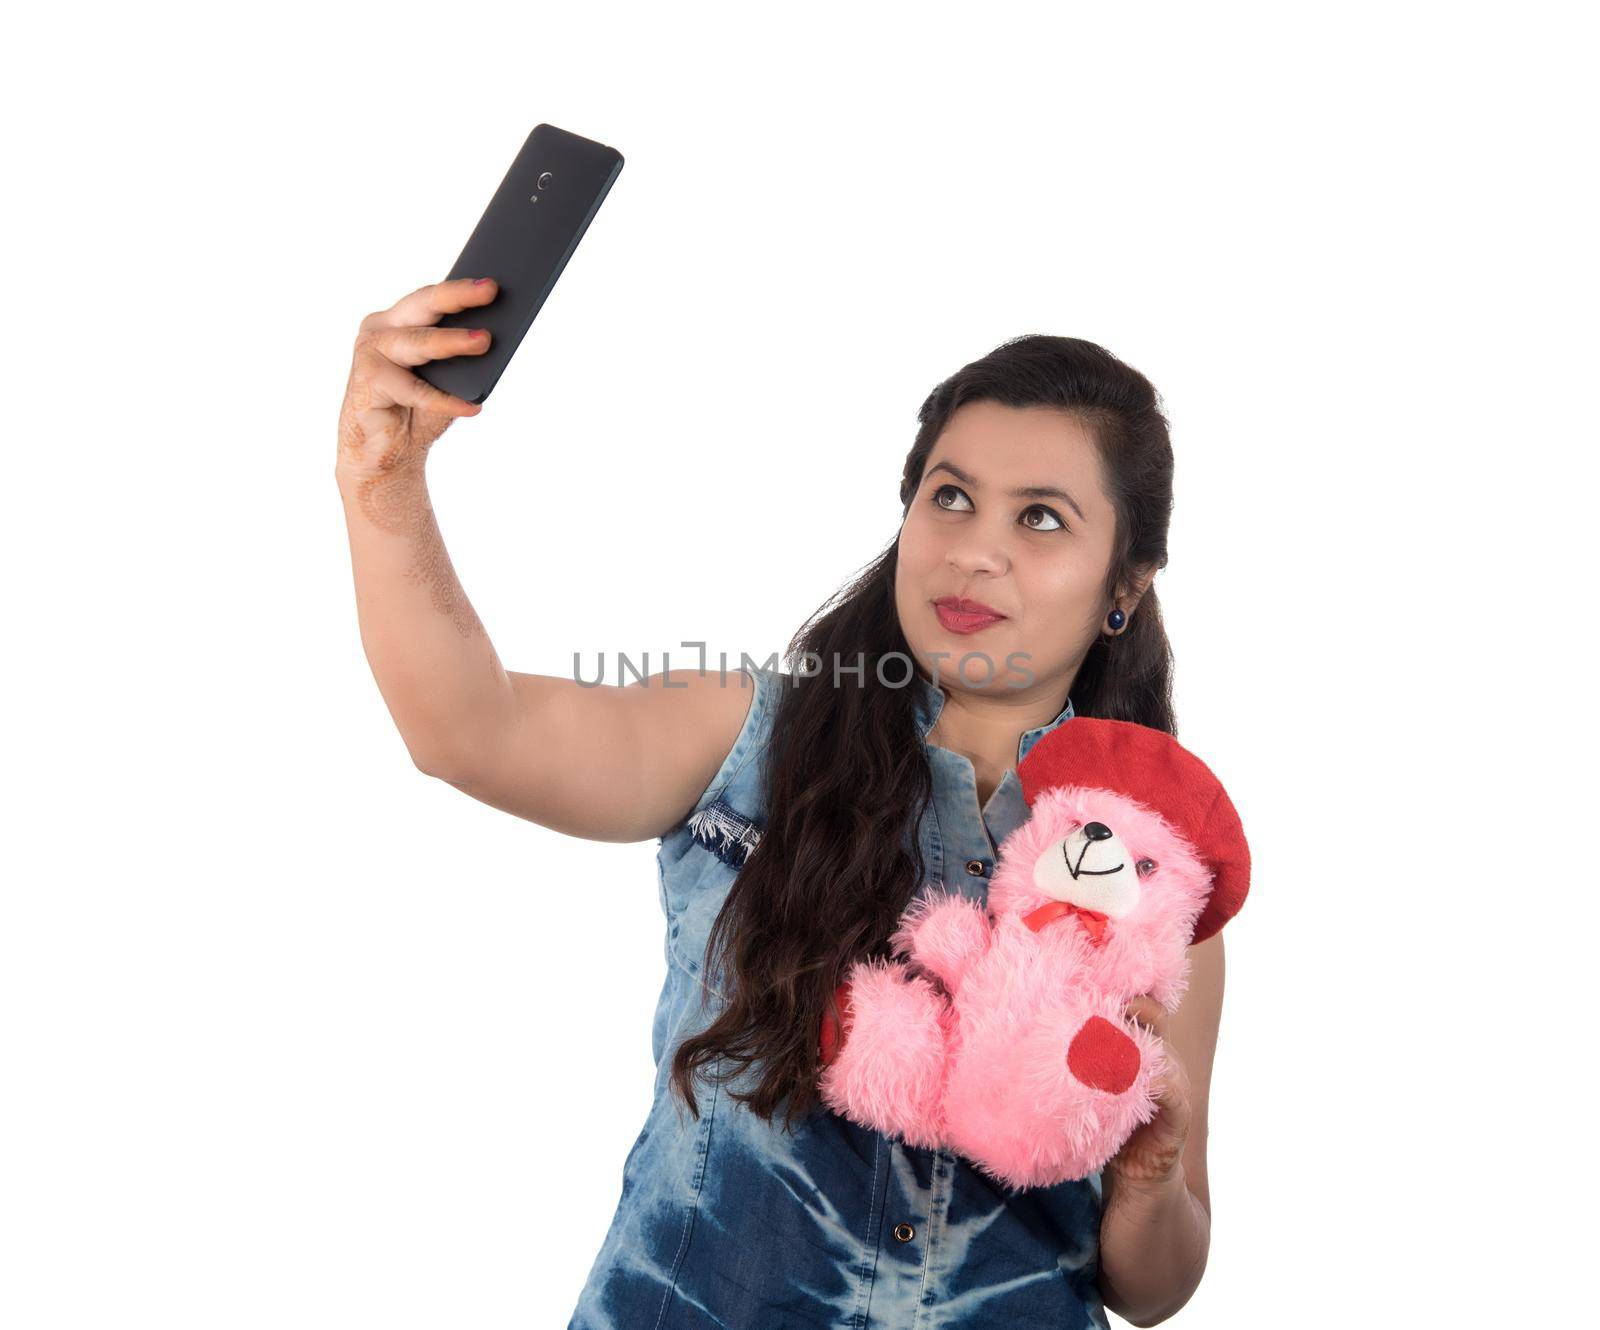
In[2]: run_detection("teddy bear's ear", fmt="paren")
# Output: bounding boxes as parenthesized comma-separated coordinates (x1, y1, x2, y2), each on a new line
(1019, 716, 1250, 944)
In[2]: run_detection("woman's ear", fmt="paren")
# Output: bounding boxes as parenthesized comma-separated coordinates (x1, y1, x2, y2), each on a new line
(1119, 564, 1158, 617)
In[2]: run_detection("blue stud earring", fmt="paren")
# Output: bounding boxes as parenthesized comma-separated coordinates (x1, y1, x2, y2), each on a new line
(1106, 608, 1126, 632)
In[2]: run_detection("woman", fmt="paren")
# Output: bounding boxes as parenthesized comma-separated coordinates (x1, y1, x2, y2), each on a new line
(336, 277, 1224, 1328)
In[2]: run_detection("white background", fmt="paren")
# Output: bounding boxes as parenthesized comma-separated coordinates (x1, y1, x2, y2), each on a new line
(4, 1, 1595, 1326)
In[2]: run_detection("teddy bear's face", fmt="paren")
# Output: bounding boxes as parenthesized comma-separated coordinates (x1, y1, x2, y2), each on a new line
(989, 785, 1213, 955)
(1030, 818, 1154, 920)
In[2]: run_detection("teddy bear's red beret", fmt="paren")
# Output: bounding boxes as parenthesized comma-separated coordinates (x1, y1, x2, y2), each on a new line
(1018, 717, 1250, 945)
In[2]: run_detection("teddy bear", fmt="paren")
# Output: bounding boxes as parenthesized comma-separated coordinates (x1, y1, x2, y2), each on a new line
(816, 716, 1250, 1192)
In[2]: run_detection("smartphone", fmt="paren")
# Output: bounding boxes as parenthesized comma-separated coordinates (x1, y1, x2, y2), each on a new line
(415, 123, 624, 405)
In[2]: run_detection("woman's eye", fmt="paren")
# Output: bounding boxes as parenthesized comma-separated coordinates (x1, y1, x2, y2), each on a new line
(930, 484, 1068, 532)
(1021, 505, 1065, 532)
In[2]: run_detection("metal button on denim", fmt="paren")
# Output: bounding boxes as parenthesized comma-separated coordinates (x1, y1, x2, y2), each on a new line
(568, 665, 1105, 1329)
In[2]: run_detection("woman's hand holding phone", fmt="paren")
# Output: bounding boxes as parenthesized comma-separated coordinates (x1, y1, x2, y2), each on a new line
(335, 276, 498, 485)
(331, 125, 622, 783)
(332, 275, 513, 779)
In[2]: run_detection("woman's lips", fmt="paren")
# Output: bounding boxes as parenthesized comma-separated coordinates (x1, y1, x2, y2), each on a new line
(933, 602, 1007, 634)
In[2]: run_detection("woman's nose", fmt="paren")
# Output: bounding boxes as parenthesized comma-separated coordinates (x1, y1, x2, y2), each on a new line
(946, 539, 1006, 576)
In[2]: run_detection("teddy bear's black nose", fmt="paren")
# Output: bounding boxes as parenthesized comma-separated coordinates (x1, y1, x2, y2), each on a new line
(1083, 821, 1113, 841)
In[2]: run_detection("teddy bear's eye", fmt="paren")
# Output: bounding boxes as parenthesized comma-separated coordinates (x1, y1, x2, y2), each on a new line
(1136, 858, 1157, 876)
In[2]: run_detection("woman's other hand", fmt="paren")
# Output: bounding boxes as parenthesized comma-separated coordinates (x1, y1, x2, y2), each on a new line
(1106, 993, 1193, 1190)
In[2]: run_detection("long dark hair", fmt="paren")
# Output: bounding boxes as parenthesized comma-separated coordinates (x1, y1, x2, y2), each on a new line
(669, 334, 1178, 1131)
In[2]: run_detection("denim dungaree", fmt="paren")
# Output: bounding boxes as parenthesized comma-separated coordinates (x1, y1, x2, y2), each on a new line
(569, 666, 1106, 1329)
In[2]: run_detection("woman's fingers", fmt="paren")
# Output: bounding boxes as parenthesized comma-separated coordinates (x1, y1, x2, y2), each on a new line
(1123, 994, 1167, 1035)
(364, 354, 483, 418)
(336, 277, 499, 479)
(363, 322, 492, 369)
(361, 276, 498, 333)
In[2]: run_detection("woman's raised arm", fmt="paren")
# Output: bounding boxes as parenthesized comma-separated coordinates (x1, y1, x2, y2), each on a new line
(335, 276, 755, 843)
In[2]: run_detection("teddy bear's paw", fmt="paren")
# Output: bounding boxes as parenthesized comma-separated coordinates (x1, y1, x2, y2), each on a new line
(1056, 998, 1168, 1175)
(817, 957, 949, 1149)
(1065, 1015, 1141, 1094)
(887, 890, 993, 995)
(941, 993, 1163, 1188)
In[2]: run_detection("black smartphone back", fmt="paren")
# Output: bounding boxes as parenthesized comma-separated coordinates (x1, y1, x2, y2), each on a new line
(416, 123, 624, 405)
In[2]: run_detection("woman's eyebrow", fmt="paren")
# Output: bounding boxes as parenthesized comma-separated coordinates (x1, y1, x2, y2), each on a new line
(926, 459, 1086, 523)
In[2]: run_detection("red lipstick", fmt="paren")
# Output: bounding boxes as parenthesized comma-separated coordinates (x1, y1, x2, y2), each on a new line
(932, 595, 1007, 634)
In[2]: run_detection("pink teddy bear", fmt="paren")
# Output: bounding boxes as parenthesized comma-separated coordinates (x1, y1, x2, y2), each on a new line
(817, 716, 1250, 1191)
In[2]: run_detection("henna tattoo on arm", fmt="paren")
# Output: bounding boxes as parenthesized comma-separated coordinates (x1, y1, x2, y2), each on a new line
(357, 470, 486, 641)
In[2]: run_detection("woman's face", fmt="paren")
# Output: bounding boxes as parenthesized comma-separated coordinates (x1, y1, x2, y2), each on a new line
(895, 400, 1122, 698)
